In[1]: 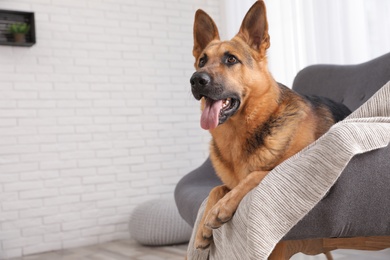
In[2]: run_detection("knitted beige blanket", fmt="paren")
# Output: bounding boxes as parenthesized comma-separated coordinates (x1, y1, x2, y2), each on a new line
(188, 81, 390, 260)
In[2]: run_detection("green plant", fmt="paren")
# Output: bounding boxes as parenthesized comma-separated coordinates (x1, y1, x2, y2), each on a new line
(8, 23, 30, 34)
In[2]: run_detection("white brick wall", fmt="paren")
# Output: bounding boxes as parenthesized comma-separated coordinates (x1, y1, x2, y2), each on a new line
(0, 0, 220, 258)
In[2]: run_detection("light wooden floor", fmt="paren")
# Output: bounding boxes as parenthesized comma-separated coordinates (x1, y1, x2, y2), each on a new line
(11, 240, 187, 260)
(10, 239, 390, 260)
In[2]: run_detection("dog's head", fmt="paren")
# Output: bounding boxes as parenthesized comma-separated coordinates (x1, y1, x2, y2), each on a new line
(190, 1, 271, 130)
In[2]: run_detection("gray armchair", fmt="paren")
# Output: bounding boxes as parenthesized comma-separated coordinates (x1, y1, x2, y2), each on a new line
(175, 52, 390, 258)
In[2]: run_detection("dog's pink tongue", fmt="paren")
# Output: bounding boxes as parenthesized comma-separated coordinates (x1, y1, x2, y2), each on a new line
(201, 99, 222, 130)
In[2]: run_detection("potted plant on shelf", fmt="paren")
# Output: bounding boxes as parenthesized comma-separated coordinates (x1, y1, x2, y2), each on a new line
(8, 22, 30, 43)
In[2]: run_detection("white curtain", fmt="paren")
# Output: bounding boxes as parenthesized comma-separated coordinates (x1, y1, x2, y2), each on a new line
(220, 0, 390, 86)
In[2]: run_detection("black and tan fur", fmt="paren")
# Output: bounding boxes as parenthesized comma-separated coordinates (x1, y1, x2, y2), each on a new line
(190, 1, 351, 249)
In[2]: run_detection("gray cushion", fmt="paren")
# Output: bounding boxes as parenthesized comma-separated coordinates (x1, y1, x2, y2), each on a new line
(284, 145, 390, 240)
(130, 199, 192, 246)
(175, 158, 221, 227)
(292, 52, 390, 111)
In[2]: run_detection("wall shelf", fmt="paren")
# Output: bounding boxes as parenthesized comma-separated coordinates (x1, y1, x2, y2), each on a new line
(0, 10, 36, 47)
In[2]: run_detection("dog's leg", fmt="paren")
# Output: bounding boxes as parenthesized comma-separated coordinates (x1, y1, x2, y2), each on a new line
(205, 170, 269, 229)
(195, 185, 230, 249)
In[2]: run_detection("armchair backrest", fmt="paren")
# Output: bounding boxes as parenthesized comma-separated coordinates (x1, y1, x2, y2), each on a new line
(292, 52, 390, 111)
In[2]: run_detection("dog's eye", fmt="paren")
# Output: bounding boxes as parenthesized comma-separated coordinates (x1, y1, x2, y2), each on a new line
(199, 56, 207, 68)
(226, 55, 238, 65)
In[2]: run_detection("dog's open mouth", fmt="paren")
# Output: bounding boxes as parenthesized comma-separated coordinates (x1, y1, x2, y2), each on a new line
(201, 97, 240, 130)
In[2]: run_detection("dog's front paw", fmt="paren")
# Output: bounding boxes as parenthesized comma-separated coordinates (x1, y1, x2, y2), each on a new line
(205, 192, 237, 229)
(194, 224, 213, 250)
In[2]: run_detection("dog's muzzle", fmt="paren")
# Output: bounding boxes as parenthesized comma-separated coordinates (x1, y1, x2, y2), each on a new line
(190, 72, 217, 100)
(190, 71, 241, 130)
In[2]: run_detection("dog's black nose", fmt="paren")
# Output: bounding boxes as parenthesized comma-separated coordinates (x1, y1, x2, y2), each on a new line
(190, 72, 210, 88)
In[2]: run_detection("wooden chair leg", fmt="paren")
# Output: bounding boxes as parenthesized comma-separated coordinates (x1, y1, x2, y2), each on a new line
(268, 241, 295, 260)
(269, 238, 334, 260)
(324, 251, 333, 260)
(270, 236, 390, 260)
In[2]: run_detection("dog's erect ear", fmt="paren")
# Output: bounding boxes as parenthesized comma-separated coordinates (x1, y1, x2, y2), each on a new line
(193, 9, 220, 59)
(237, 1, 270, 57)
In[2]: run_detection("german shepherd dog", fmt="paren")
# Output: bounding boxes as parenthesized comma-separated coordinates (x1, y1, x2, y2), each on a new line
(190, 1, 351, 249)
